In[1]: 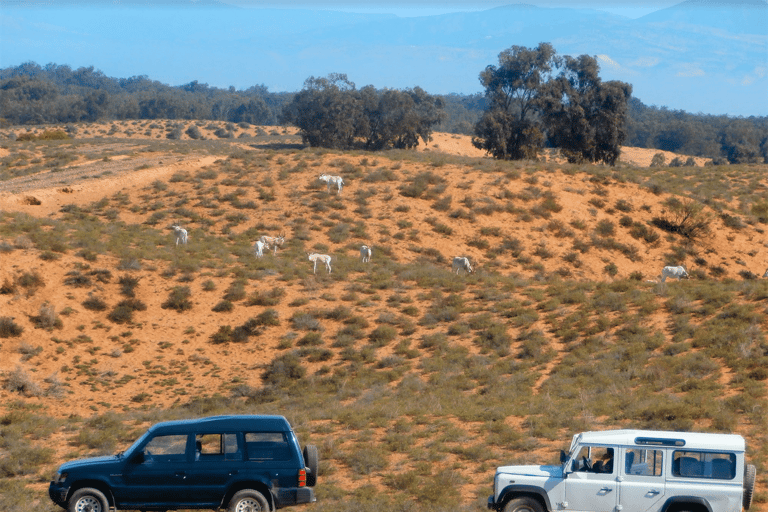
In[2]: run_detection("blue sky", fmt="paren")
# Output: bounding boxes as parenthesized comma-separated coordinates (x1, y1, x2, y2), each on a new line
(216, 0, 678, 19)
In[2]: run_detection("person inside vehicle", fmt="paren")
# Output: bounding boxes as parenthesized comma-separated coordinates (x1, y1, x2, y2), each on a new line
(592, 449, 614, 473)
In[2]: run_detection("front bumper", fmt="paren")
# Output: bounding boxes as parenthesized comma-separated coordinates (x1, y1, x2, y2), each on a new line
(488, 494, 497, 510)
(49, 482, 69, 507)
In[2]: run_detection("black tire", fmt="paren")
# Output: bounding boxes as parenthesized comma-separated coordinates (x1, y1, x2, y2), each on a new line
(503, 496, 545, 512)
(68, 487, 109, 512)
(743, 464, 756, 510)
(229, 489, 270, 512)
(303, 444, 319, 487)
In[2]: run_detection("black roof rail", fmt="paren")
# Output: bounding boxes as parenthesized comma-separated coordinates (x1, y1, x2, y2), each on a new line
(635, 437, 685, 447)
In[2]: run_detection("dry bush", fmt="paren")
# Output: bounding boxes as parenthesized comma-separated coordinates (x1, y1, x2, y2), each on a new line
(5, 367, 43, 396)
(0, 316, 23, 338)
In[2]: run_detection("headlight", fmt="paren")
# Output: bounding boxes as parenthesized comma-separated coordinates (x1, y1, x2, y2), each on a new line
(54, 472, 68, 484)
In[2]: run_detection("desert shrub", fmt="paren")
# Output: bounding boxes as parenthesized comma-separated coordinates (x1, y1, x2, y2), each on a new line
(262, 352, 306, 386)
(32, 302, 61, 329)
(368, 325, 397, 347)
(0, 277, 16, 295)
(297, 332, 323, 346)
(4, 367, 41, 396)
(721, 213, 745, 230)
(223, 280, 247, 302)
(594, 219, 615, 237)
(650, 153, 666, 167)
(0, 442, 53, 477)
(186, 125, 202, 139)
(651, 197, 712, 240)
(82, 296, 108, 311)
(209, 325, 233, 344)
(107, 304, 134, 324)
(118, 274, 141, 297)
(0, 317, 23, 338)
(212, 300, 234, 312)
(291, 313, 321, 331)
(74, 413, 125, 452)
(161, 286, 193, 311)
(17, 270, 43, 292)
(474, 323, 512, 355)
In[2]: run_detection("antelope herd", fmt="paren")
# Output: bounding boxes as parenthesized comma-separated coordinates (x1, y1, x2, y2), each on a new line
(168, 176, 768, 282)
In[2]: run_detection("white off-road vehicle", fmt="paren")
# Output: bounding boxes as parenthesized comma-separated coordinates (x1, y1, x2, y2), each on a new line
(489, 429, 756, 512)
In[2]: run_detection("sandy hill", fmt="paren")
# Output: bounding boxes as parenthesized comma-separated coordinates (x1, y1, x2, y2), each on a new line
(0, 121, 765, 511)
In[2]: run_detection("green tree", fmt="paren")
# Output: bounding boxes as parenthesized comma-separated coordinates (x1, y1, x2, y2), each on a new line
(364, 87, 445, 150)
(542, 55, 632, 165)
(472, 42, 557, 160)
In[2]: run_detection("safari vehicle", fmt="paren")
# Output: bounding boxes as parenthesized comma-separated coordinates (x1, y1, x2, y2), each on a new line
(488, 429, 756, 512)
(49, 415, 318, 512)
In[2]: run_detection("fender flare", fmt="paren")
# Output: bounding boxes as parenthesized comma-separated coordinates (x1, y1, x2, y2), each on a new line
(661, 495, 713, 512)
(498, 485, 553, 511)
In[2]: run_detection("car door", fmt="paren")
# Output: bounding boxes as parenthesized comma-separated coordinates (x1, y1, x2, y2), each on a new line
(564, 445, 618, 512)
(618, 448, 666, 512)
(185, 432, 242, 505)
(117, 433, 191, 508)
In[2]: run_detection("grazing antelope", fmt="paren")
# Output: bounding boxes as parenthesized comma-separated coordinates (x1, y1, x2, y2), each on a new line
(307, 253, 332, 274)
(260, 233, 286, 255)
(660, 265, 690, 282)
(319, 174, 344, 195)
(360, 245, 372, 263)
(253, 240, 269, 258)
(452, 256, 473, 275)
(171, 225, 188, 246)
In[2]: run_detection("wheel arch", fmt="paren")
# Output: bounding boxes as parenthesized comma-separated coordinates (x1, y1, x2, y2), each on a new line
(222, 480, 274, 511)
(66, 480, 115, 508)
(661, 496, 713, 512)
(498, 485, 552, 512)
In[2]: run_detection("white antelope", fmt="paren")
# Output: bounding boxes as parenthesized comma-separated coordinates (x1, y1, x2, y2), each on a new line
(452, 256, 473, 275)
(253, 240, 270, 258)
(171, 225, 188, 246)
(661, 265, 690, 282)
(319, 173, 344, 195)
(260, 233, 286, 255)
(308, 253, 332, 274)
(360, 245, 372, 263)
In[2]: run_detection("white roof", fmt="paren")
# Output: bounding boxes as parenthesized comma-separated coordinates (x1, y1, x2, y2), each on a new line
(572, 429, 745, 452)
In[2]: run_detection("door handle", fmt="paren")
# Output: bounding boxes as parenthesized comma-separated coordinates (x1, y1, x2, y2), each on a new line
(647, 490, 660, 496)
(600, 487, 614, 493)
(229, 470, 239, 476)
(175, 471, 187, 479)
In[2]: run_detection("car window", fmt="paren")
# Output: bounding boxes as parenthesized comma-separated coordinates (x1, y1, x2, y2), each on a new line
(144, 434, 188, 461)
(672, 451, 736, 479)
(573, 446, 614, 474)
(195, 433, 240, 460)
(625, 448, 663, 476)
(245, 432, 291, 461)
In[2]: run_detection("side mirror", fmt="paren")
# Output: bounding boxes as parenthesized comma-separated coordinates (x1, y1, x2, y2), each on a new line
(560, 450, 567, 464)
(130, 451, 145, 464)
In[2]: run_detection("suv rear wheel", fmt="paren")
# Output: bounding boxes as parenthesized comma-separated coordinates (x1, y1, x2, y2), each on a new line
(503, 497, 544, 512)
(68, 488, 109, 512)
(229, 489, 270, 512)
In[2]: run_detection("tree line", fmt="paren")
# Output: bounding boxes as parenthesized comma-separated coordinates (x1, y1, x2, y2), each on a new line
(1, 55, 766, 164)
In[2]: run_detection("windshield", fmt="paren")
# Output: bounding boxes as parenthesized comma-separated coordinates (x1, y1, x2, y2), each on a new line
(566, 433, 582, 460)
(121, 428, 154, 458)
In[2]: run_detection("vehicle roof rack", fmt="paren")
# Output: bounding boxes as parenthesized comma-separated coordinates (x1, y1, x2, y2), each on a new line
(635, 437, 685, 447)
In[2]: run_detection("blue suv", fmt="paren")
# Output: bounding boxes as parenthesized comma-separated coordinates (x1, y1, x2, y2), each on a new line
(49, 415, 318, 512)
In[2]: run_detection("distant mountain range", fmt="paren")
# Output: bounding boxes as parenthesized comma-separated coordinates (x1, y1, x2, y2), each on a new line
(1, 0, 766, 116)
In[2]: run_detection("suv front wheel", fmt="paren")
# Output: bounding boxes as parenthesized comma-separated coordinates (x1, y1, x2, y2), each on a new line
(503, 497, 544, 512)
(68, 488, 109, 512)
(229, 489, 270, 512)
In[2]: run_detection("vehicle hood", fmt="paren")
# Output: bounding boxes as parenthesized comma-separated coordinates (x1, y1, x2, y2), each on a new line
(497, 464, 563, 479)
(59, 455, 121, 472)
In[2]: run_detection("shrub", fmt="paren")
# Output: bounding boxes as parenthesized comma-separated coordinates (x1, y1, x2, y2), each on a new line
(212, 300, 234, 312)
(118, 275, 141, 297)
(4, 367, 41, 396)
(82, 296, 108, 311)
(32, 303, 60, 329)
(0, 317, 23, 338)
(368, 325, 397, 347)
(651, 198, 712, 240)
(162, 286, 193, 311)
(209, 325, 233, 344)
(650, 153, 666, 167)
(262, 352, 306, 386)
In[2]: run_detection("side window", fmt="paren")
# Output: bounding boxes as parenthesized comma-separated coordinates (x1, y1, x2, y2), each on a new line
(195, 433, 240, 460)
(672, 451, 736, 480)
(625, 449, 663, 476)
(573, 446, 614, 474)
(245, 432, 291, 461)
(144, 434, 188, 462)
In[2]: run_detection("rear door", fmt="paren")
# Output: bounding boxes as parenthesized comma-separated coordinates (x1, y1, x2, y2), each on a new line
(185, 432, 242, 505)
(618, 448, 666, 512)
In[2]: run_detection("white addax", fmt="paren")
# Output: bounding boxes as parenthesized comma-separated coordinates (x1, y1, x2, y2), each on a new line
(452, 256, 473, 275)
(308, 253, 332, 274)
(360, 245, 372, 263)
(253, 240, 269, 258)
(171, 225, 188, 246)
(661, 265, 689, 282)
(319, 173, 344, 195)
(260, 233, 286, 255)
